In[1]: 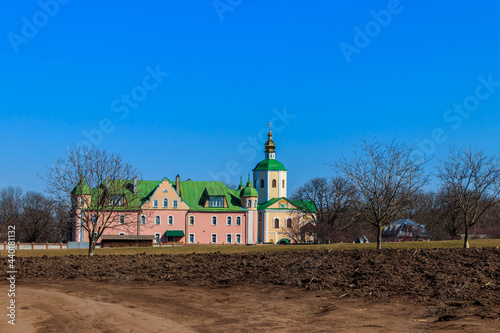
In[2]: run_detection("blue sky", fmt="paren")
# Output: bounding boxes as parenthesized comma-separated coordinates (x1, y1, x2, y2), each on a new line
(1, 0, 500, 194)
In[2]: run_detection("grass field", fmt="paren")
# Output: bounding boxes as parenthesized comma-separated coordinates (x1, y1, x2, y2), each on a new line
(1, 239, 499, 257)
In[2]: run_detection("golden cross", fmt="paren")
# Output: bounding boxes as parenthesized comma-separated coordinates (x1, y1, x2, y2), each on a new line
(269, 122, 272, 131)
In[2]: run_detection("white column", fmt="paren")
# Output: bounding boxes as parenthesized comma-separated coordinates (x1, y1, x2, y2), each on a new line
(247, 211, 254, 244)
(265, 211, 269, 243)
(278, 171, 282, 198)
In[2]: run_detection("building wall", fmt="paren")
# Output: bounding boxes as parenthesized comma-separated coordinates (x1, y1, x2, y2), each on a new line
(186, 212, 247, 244)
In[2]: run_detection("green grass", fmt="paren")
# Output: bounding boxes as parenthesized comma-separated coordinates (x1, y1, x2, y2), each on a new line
(1, 239, 499, 258)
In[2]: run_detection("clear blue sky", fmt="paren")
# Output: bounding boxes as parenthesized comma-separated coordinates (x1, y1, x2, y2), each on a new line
(1, 0, 500, 194)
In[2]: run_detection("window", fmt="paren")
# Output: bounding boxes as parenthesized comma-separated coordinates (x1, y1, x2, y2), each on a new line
(155, 233, 161, 243)
(260, 179, 265, 188)
(163, 198, 168, 208)
(236, 216, 241, 226)
(272, 179, 277, 188)
(173, 200, 178, 208)
(226, 234, 232, 244)
(189, 216, 195, 226)
(209, 197, 224, 207)
(282, 180, 285, 188)
(119, 215, 125, 225)
(273, 218, 280, 229)
(108, 195, 124, 206)
(211, 216, 217, 226)
(211, 233, 217, 243)
(189, 233, 195, 243)
(92, 215, 97, 225)
(155, 215, 161, 225)
(226, 216, 232, 226)
(236, 234, 241, 244)
(153, 199, 158, 208)
(286, 218, 293, 229)
(247, 199, 252, 208)
(79, 197, 85, 206)
(254, 199, 257, 208)
(119, 232, 125, 236)
(168, 216, 173, 225)
(140, 215, 146, 225)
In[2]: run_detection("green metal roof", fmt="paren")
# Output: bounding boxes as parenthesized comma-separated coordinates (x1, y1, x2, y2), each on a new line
(253, 159, 287, 171)
(258, 197, 317, 212)
(165, 230, 185, 237)
(174, 181, 246, 212)
(71, 175, 91, 195)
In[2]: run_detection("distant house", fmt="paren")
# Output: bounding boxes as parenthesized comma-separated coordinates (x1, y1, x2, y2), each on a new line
(382, 219, 431, 242)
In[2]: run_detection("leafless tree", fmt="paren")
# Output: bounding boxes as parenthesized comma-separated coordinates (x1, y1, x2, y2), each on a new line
(0, 187, 23, 241)
(42, 146, 142, 256)
(437, 146, 500, 248)
(335, 140, 429, 249)
(290, 176, 356, 242)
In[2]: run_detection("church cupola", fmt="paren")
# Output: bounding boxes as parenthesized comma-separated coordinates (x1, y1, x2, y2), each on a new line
(265, 122, 276, 160)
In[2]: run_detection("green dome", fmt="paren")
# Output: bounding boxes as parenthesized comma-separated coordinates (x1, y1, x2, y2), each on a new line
(253, 159, 287, 171)
(241, 185, 258, 197)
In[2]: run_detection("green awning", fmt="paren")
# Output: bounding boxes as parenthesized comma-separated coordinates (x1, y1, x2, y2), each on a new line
(165, 230, 185, 237)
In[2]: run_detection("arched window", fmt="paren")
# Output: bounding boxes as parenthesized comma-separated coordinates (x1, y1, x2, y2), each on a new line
(163, 198, 168, 208)
(282, 180, 285, 188)
(247, 199, 252, 208)
(168, 216, 174, 225)
(227, 216, 232, 226)
(254, 199, 257, 207)
(140, 215, 146, 225)
(155, 215, 161, 225)
(260, 179, 265, 188)
(189, 216, 195, 226)
(274, 218, 280, 229)
(212, 216, 217, 226)
(119, 215, 125, 225)
(236, 216, 241, 226)
(286, 218, 293, 229)
(272, 179, 277, 188)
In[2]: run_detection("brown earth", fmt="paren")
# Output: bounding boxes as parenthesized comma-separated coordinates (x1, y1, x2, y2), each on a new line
(1, 248, 499, 332)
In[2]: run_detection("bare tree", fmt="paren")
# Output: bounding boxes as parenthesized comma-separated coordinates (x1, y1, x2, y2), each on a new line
(19, 192, 56, 242)
(290, 176, 355, 243)
(335, 140, 429, 249)
(42, 146, 142, 256)
(0, 187, 23, 241)
(437, 146, 500, 248)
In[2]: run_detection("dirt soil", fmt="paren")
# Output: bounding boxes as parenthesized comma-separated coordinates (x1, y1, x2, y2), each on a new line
(1, 248, 499, 332)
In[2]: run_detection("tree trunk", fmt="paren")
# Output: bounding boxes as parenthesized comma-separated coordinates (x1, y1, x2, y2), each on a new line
(88, 234, 96, 256)
(376, 224, 382, 250)
(463, 225, 469, 249)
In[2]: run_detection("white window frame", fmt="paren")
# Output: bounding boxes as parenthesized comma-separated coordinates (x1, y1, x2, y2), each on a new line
(226, 216, 232, 226)
(211, 233, 217, 244)
(247, 199, 252, 208)
(168, 215, 174, 225)
(163, 198, 168, 208)
(155, 215, 161, 225)
(235, 233, 241, 244)
(119, 215, 125, 225)
(140, 215, 146, 225)
(154, 233, 161, 243)
(286, 217, 293, 229)
(189, 233, 195, 244)
(189, 215, 195, 226)
(173, 200, 178, 208)
(226, 233, 232, 244)
(153, 199, 158, 208)
(236, 216, 241, 226)
(211, 216, 217, 226)
(273, 217, 280, 229)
